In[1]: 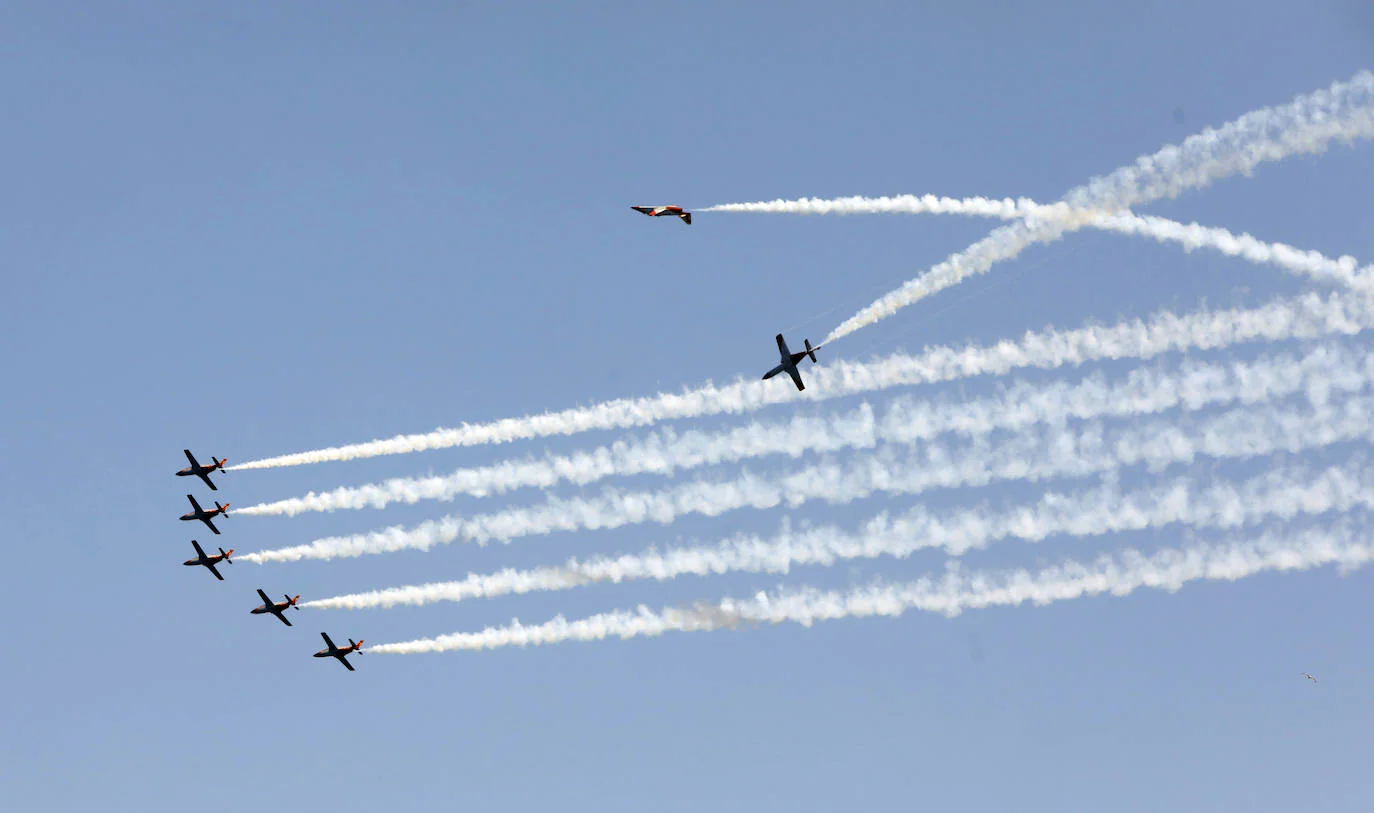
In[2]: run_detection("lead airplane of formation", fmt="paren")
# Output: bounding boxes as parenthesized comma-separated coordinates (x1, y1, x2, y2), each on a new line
(176, 449, 227, 490)
(631, 204, 692, 225)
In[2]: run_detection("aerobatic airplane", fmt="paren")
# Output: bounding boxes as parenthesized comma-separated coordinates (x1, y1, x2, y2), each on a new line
(180, 494, 230, 534)
(1304, 672, 1319, 684)
(631, 205, 692, 225)
(251, 589, 301, 626)
(313, 632, 364, 672)
(179, 491, 230, 535)
(762, 333, 818, 391)
(176, 449, 227, 490)
(183, 540, 234, 581)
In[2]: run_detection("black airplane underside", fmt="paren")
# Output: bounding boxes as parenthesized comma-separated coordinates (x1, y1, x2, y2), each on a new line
(762, 333, 817, 391)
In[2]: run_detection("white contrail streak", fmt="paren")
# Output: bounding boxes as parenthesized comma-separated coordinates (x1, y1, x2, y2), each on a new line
(239, 341, 1374, 516)
(703, 196, 1371, 292)
(229, 290, 1374, 470)
(822, 70, 1374, 342)
(303, 458, 1374, 609)
(242, 391, 1374, 563)
(368, 521, 1374, 653)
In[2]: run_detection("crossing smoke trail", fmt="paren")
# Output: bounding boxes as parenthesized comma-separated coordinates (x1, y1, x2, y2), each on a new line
(304, 458, 1374, 610)
(242, 391, 1374, 563)
(368, 522, 1374, 654)
(703, 197, 1372, 292)
(229, 290, 1374, 470)
(240, 341, 1374, 516)
(821, 70, 1374, 343)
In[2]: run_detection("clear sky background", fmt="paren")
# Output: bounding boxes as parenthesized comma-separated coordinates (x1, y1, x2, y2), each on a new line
(3, 3, 1373, 811)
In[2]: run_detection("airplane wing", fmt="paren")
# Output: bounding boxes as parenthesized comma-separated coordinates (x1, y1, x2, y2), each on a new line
(776, 333, 790, 357)
(184, 449, 199, 467)
(277, 612, 293, 627)
(339, 656, 355, 672)
(206, 563, 224, 581)
(320, 632, 336, 650)
(186, 494, 203, 512)
(257, 588, 272, 605)
(787, 367, 806, 391)
(197, 472, 218, 491)
(191, 540, 206, 558)
(203, 517, 220, 535)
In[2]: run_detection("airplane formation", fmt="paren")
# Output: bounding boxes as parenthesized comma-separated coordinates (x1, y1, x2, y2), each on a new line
(174, 205, 1322, 682)
(174, 448, 362, 672)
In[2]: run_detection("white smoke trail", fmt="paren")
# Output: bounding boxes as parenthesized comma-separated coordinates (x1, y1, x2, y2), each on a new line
(240, 341, 1374, 516)
(822, 70, 1374, 343)
(229, 290, 1374, 471)
(368, 521, 1374, 653)
(303, 458, 1374, 610)
(242, 391, 1374, 563)
(704, 196, 1371, 292)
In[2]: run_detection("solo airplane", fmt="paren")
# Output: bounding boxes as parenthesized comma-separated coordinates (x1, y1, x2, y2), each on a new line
(762, 333, 818, 391)
(176, 449, 227, 490)
(183, 540, 234, 580)
(631, 204, 692, 225)
(251, 589, 301, 626)
(314, 632, 364, 672)
(180, 494, 230, 534)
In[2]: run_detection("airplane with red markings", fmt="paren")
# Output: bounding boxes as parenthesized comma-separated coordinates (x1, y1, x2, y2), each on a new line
(762, 333, 819, 391)
(176, 449, 227, 491)
(251, 589, 301, 626)
(314, 632, 364, 672)
(180, 494, 230, 534)
(183, 540, 234, 581)
(631, 204, 692, 225)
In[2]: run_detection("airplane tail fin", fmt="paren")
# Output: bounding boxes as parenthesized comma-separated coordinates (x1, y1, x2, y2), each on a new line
(352, 638, 364, 652)
(221, 547, 233, 563)
(680, 212, 692, 225)
(213, 457, 226, 469)
(290, 594, 301, 609)
(216, 501, 230, 516)
(804, 339, 817, 364)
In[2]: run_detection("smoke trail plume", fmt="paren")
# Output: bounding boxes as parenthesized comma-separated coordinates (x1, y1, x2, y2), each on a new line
(304, 458, 1374, 609)
(240, 341, 1374, 516)
(368, 521, 1374, 653)
(823, 70, 1374, 343)
(229, 290, 1374, 471)
(242, 391, 1374, 563)
(705, 196, 1371, 291)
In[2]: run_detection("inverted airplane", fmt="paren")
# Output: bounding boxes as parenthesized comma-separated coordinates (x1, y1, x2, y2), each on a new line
(176, 449, 227, 491)
(762, 333, 818, 391)
(183, 540, 234, 581)
(251, 589, 301, 626)
(314, 632, 364, 672)
(180, 494, 230, 535)
(631, 204, 692, 225)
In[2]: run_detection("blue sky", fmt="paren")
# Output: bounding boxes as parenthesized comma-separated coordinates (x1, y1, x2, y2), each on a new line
(3, 3, 1373, 811)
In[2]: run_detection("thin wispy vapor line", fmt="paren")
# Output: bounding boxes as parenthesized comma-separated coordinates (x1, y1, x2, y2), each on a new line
(368, 522, 1374, 653)
(704, 196, 1371, 291)
(229, 290, 1374, 470)
(304, 458, 1374, 610)
(239, 341, 1374, 516)
(242, 391, 1374, 563)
